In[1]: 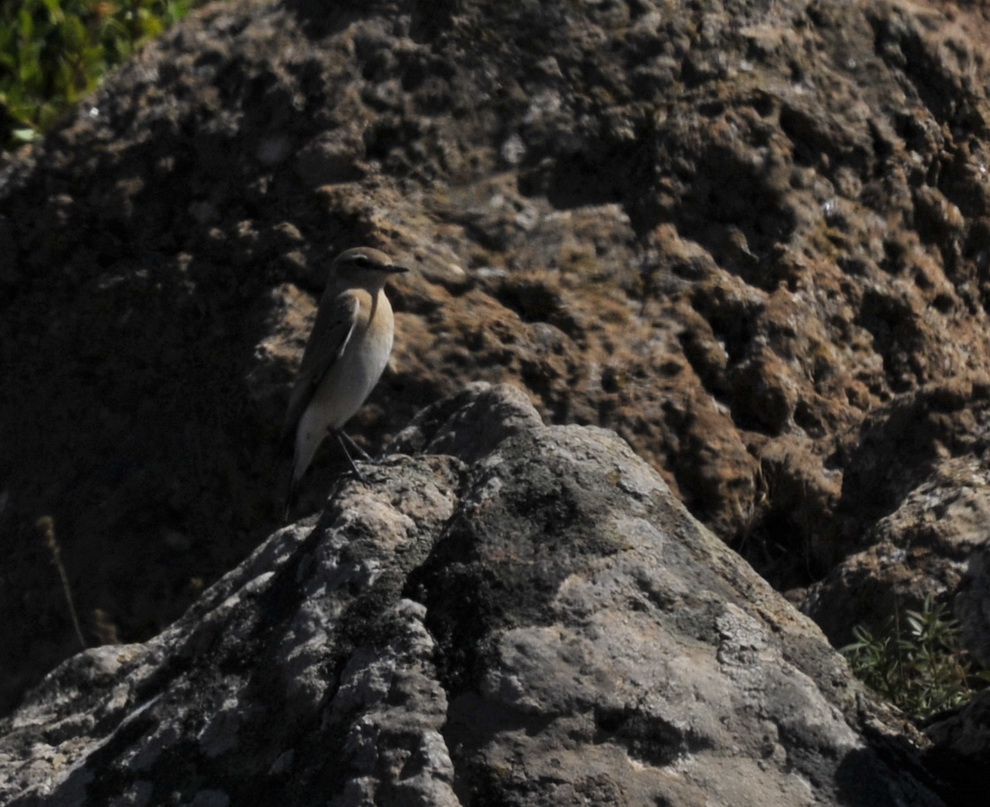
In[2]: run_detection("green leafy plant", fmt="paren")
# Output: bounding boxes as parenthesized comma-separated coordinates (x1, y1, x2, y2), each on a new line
(0, 0, 198, 150)
(842, 594, 989, 720)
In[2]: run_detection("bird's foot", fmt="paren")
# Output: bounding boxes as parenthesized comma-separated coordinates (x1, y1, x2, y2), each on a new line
(339, 430, 374, 462)
(335, 430, 370, 482)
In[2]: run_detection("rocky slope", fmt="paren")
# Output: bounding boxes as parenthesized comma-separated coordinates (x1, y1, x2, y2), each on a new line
(0, 385, 951, 806)
(1, 0, 990, 770)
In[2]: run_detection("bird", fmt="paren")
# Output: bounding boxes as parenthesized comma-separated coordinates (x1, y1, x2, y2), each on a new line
(282, 246, 408, 520)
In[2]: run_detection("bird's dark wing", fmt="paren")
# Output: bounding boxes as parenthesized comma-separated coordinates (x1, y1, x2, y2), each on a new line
(281, 291, 359, 446)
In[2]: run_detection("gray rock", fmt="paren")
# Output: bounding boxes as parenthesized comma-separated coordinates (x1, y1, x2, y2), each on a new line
(0, 385, 947, 805)
(805, 455, 990, 648)
(924, 687, 990, 807)
(955, 531, 990, 671)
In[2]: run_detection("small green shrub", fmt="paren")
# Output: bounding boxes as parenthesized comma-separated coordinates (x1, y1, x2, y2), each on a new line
(842, 594, 989, 720)
(0, 0, 197, 150)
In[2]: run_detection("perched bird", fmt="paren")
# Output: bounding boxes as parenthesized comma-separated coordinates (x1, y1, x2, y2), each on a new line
(282, 247, 408, 520)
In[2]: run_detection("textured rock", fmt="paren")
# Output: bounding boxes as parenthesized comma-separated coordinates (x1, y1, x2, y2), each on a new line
(798, 379, 990, 644)
(805, 452, 990, 647)
(3, 0, 990, 741)
(924, 688, 990, 807)
(0, 385, 948, 806)
(955, 539, 990, 669)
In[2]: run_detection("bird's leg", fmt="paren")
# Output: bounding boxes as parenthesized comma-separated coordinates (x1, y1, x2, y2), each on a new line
(339, 430, 374, 462)
(333, 430, 367, 481)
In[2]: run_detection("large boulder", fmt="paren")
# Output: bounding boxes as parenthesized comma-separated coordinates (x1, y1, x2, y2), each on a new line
(0, 385, 948, 806)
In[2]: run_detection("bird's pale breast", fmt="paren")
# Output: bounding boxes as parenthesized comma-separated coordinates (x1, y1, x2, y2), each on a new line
(305, 289, 394, 433)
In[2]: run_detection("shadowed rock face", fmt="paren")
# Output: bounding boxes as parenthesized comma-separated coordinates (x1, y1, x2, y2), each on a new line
(0, 385, 948, 806)
(925, 686, 990, 807)
(3, 0, 990, 760)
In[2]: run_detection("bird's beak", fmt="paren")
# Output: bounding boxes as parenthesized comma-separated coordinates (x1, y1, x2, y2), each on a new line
(387, 264, 410, 274)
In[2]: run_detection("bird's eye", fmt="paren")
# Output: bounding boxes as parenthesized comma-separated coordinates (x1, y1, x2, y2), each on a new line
(352, 255, 370, 268)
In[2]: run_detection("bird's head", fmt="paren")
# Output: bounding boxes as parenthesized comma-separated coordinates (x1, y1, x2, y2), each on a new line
(330, 247, 408, 290)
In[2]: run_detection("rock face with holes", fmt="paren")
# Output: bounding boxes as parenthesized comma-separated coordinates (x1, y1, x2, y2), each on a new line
(3, 0, 990, 734)
(0, 386, 950, 806)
